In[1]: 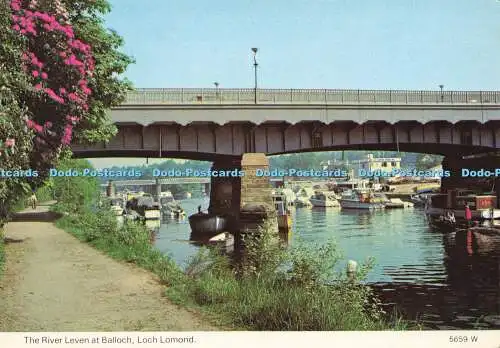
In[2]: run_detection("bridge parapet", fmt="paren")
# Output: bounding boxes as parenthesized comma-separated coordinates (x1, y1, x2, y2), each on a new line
(124, 88, 500, 105)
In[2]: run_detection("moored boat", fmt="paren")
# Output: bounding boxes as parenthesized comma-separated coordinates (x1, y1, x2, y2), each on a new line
(384, 198, 414, 209)
(424, 191, 500, 221)
(339, 189, 385, 210)
(309, 191, 339, 207)
(189, 206, 228, 235)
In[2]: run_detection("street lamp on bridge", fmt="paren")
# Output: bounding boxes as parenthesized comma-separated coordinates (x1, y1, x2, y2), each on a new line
(251, 47, 258, 104)
(439, 84, 444, 102)
(214, 81, 220, 102)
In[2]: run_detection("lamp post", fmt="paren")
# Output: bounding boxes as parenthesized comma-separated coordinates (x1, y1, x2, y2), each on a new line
(251, 47, 258, 104)
(214, 82, 219, 103)
(439, 84, 444, 102)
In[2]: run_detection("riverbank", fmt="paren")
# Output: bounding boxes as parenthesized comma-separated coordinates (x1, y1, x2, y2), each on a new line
(52, 200, 411, 330)
(0, 203, 218, 331)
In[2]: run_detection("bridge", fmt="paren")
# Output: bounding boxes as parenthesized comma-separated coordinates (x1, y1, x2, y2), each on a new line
(99, 177, 290, 187)
(71, 88, 500, 161)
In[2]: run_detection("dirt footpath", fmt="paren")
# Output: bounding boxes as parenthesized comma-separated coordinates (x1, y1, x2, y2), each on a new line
(0, 203, 218, 331)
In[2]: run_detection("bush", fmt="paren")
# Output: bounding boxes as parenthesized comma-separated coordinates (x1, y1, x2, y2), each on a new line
(180, 223, 407, 331)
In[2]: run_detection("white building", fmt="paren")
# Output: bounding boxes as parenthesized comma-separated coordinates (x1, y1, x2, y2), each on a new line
(322, 154, 402, 179)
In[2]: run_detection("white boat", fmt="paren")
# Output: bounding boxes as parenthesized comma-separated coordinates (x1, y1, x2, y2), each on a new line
(384, 198, 414, 209)
(272, 188, 296, 206)
(208, 232, 235, 248)
(339, 189, 385, 210)
(144, 209, 161, 220)
(294, 187, 314, 207)
(294, 197, 312, 207)
(309, 191, 339, 207)
(160, 195, 185, 217)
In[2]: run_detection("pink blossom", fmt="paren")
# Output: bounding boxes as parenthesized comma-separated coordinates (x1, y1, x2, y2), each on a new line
(34, 83, 43, 90)
(10, 1, 21, 11)
(61, 125, 73, 144)
(33, 124, 43, 133)
(59, 87, 66, 94)
(12, 25, 21, 31)
(32, 70, 39, 77)
(5, 139, 15, 147)
(41, 72, 48, 79)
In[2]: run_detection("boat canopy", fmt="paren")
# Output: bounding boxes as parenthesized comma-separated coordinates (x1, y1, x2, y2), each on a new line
(297, 187, 315, 198)
(136, 196, 155, 207)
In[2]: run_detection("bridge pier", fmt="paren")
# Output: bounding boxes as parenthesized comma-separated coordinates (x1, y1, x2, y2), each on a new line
(208, 153, 278, 242)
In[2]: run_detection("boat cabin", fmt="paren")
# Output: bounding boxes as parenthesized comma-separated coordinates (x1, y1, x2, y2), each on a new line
(272, 193, 288, 216)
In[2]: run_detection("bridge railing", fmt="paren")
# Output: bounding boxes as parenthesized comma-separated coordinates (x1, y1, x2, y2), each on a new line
(123, 88, 500, 105)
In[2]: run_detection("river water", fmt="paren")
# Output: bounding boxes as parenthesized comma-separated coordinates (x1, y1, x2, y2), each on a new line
(154, 198, 500, 330)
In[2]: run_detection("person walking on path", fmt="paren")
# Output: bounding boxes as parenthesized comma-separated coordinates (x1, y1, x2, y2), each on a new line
(464, 203, 472, 227)
(29, 191, 37, 210)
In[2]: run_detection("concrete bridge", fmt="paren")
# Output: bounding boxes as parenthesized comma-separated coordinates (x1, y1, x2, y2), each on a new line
(76, 88, 500, 240)
(72, 88, 500, 161)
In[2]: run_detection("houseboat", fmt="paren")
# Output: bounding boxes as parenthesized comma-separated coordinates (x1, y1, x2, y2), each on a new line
(339, 189, 385, 210)
(309, 191, 340, 207)
(424, 190, 500, 221)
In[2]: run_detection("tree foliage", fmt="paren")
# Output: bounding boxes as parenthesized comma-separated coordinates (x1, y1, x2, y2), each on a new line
(0, 0, 133, 224)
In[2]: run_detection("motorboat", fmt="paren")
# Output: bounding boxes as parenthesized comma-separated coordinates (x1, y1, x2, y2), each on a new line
(384, 197, 414, 209)
(294, 187, 314, 207)
(189, 206, 228, 235)
(339, 189, 385, 210)
(309, 191, 340, 207)
(126, 196, 161, 220)
(160, 195, 185, 218)
(272, 188, 296, 206)
(208, 232, 235, 248)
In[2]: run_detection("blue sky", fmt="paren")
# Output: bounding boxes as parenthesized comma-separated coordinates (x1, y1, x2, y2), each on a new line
(106, 0, 500, 90)
(91, 0, 500, 168)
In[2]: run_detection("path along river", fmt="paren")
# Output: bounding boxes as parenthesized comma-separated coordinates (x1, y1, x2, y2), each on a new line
(152, 198, 500, 330)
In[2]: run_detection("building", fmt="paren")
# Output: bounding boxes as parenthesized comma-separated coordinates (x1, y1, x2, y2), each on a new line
(321, 154, 402, 179)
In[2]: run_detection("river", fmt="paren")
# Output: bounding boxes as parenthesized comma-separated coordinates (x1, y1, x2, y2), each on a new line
(153, 198, 500, 330)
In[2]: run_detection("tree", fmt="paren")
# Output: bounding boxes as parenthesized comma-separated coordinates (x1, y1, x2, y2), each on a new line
(0, 0, 133, 223)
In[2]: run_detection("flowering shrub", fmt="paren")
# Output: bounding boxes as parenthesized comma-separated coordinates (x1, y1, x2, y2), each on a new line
(10, 0, 95, 147)
(0, 0, 132, 224)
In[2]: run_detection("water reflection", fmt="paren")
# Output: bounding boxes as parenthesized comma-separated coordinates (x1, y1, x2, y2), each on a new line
(154, 199, 500, 329)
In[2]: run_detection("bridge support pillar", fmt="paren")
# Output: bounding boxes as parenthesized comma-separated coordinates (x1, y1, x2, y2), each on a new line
(236, 153, 279, 252)
(208, 153, 278, 245)
(208, 157, 242, 218)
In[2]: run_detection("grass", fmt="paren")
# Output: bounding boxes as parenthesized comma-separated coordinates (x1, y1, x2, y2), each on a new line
(53, 201, 415, 331)
(0, 227, 4, 278)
